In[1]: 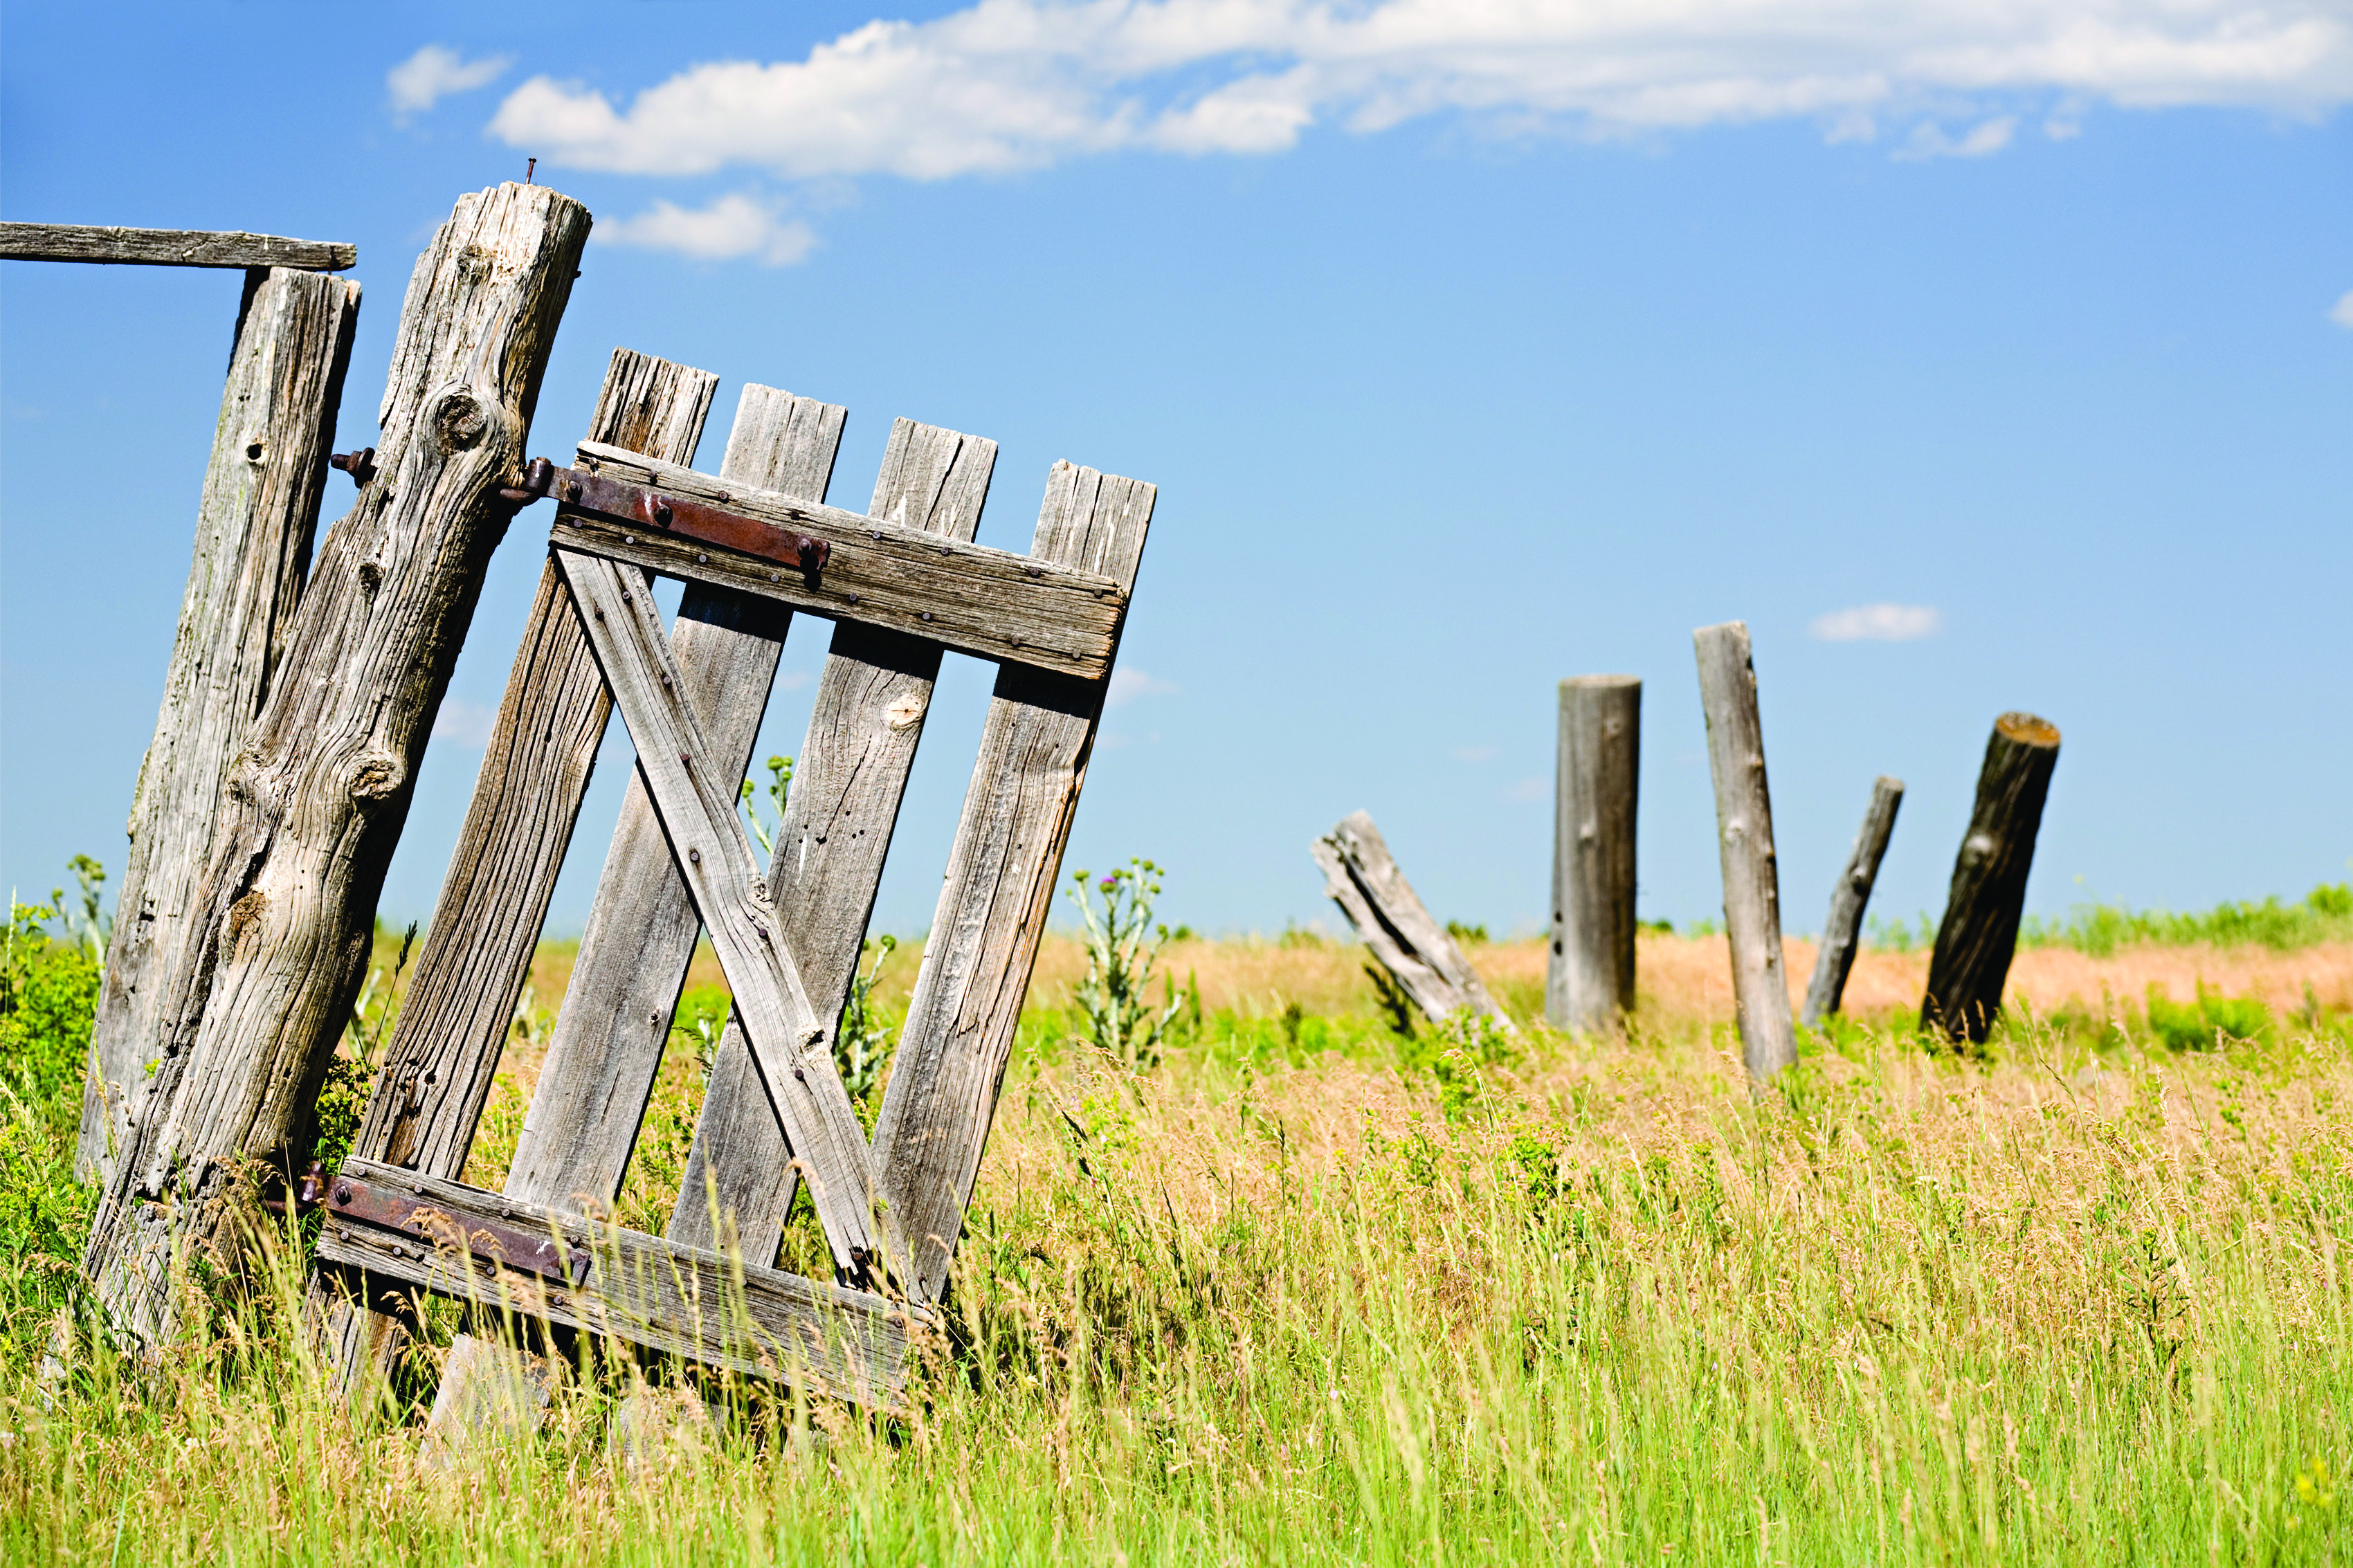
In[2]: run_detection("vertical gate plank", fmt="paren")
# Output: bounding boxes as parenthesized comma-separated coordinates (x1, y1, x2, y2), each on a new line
(670, 420, 997, 1264)
(80, 266, 361, 1185)
(319, 348, 717, 1394)
(869, 463, 1156, 1304)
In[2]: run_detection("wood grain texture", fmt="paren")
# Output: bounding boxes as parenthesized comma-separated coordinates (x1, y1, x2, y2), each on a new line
(80, 183, 589, 1356)
(1546, 676, 1641, 1036)
(555, 441, 1124, 678)
(555, 547, 891, 1279)
(1693, 621, 1797, 1082)
(671, 419, 997, 1265)
(1314, 811, 1514, 1030)
(1923, 715, 2060, 1043)
(316, 350, 718, 1399)
(313, 1159, 927, 1410)
(869, 464, 1157, 1304)
(502, 387, 841, 1219)
(80, 266, 361, 1185)
(0, 223, 356, 271)
(1800, 776, 1905, 1028)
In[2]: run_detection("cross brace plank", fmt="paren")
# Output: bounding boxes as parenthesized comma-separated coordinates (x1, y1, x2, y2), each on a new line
(0, 222, 356, 271)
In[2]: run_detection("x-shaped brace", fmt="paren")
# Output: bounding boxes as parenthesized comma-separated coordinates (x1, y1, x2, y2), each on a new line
(553, 545, 903, 1286)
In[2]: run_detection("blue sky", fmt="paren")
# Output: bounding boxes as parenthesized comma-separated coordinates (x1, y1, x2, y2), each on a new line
(2, 1, 2347, 943)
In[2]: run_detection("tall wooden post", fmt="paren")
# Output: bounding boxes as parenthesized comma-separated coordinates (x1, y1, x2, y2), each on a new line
(1799, 776, 1904, 1027)
(1693, 621, 1795, 1082)
(1546, 675, 1639, 1034)
(78, 267, 361, 1185)
(1923, 713, 2060, 1043)
(79, 183, 590, 1356)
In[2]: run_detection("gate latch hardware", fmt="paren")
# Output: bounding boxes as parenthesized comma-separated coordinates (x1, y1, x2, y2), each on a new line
(500, 457, 830, 576)
(325, 1174, 590, 1287)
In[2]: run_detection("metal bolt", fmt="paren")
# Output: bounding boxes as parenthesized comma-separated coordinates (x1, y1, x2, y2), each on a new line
(919, 611, 934, 622)
(334, 1185, 353, 1205)
(696, 553, 709, 565)
(688, 847, 700, 864)
(565, 480, 583, 501)
(654, 501, 673, 525)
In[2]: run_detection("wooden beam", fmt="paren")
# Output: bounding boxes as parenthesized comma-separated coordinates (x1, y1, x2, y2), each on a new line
(671, 419, 997, 1266)
(80, 182, 588, 1358)
(1314, 811, 1514, 1030)
(314, 1158, 926, 1411)
(555, 547, 895, 1279)
(1799, 776, 1904, 1028)
(1923, 715, 2060, 1043)
(78, 267, 361, 1187)
(555, 441, 1125, 680)
(0, 222, 355, 271)
(1693, 621, 1797, 1082)
(869, 463, 1156, 1304)
(316, 349, 720, 1405)
(1547, 676, 1641, 1035)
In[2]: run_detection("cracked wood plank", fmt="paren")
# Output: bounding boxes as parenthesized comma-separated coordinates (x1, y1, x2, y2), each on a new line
(0, 222, 355, 271)
(1314, 811, 1513, 1030)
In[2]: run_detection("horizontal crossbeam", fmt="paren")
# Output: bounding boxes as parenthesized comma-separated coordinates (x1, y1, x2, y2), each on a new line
(314, 1158, 927, 1410)
(553, 441, 1127, 680)
(0, 222, 356, 271)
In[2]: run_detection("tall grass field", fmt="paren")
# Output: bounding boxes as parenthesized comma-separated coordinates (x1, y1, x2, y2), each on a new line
(3, 884, 2348, 1565)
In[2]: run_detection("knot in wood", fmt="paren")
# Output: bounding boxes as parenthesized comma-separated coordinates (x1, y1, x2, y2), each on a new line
(347, 749, 407, 804)
(224, 888, 269, 965)
(429, 388, 492, 454)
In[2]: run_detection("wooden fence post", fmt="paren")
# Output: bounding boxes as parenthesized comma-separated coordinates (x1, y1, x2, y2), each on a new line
(1547, 675, 1639, 1034)
(1313, 811, 1514, 1031)
(1692, 621, 1795, 1082)
(1923, 713, 2060, 1043)
(1798, 776, 1904, 1027)
(78, 266, 361, 1185)
(78, 183, 590, 1356)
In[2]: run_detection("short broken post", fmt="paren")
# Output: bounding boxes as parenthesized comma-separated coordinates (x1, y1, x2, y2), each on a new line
(1693, 621, 1796, 1082)
(1923, 713, 2061, 1044)
(1314, 811, 1513, 1030)
(1547, 675, 1640, 1034)
(1799, 776, 1904, 1027)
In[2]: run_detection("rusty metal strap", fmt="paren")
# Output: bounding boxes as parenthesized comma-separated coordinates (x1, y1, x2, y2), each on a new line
(323, 1174, 590, 1287)
(498, 457, 830, 576)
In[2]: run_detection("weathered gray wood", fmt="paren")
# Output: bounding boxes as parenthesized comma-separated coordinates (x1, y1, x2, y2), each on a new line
(316, 349, 720, 1398)
(1545, 676, 1640, 1035)
(869, 464, 1156, 1304)
(1923, 714, 2060, 1043)
(1313, 811, 1514, 1032)
(1693, 621, 1797, 1082)
(78, 266, 361, 1185)
(1799, 776, 1905, 1028)
(313, 1158, 927, 1410)
(0, 222, 355, 271)
(554, 547, 893, 1277)
(502, 388, 841, 1218)
(80, 182, 590, 1356)
(672, 419, 997, 1265)
(554, 441, 1124, 679)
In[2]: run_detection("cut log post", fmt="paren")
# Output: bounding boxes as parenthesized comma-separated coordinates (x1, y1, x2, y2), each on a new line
(0, 223, 355, 271)
(1546, 676, 1639, 1034)
(314, 347, 720, 1406)
(78, 183, 590, 1358)
(78, 266, 361, 1185)
(1923, 713, 2060, 1044)
(1799, 776, 1904, 1028)
(1313, 811, 1513, 1031)
(1693, 621, 1796, 1082)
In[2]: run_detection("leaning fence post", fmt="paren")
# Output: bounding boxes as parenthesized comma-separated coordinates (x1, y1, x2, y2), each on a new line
(78, 183, 590, 1358)
(1313, 811, 1514, 1030)
(1923, 713, 2060, 1043)
(1547, 675, 1639, 1034)
(1693, 621, 1796, 1082)
(76, 266, 361, 1186)
(1799, 776, 1904, 1027)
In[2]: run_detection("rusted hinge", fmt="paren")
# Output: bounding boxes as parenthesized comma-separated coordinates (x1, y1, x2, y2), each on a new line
(322, 1173, 590, 1287)
(500, 457, 830, 576)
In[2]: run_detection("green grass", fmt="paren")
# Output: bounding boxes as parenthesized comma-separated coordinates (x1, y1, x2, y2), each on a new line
(3, 898, 2350, 1565)
(1868, 882, 2353, 957)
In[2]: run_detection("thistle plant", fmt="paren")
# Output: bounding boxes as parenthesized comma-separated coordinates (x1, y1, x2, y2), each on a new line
(739, 754, 794, 857)
(1066, 859, 1186, 1071)
(835, 934, 898, 1122)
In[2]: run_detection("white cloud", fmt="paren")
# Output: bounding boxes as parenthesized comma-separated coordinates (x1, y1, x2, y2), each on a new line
(431, 697, 498, 747)
(1107, 666, 1179, 706)
(488, 1, 2353, 181)
(389, 45, 511, 122)
(2331, 289, 2353, 328)
(1895, 116, 2018, 158)
(1810, 603, 1944, 641)
(593, 194, 817, 266)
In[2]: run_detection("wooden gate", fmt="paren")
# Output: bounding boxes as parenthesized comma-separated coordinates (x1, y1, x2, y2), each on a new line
(311, 348, 1154, 1412)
